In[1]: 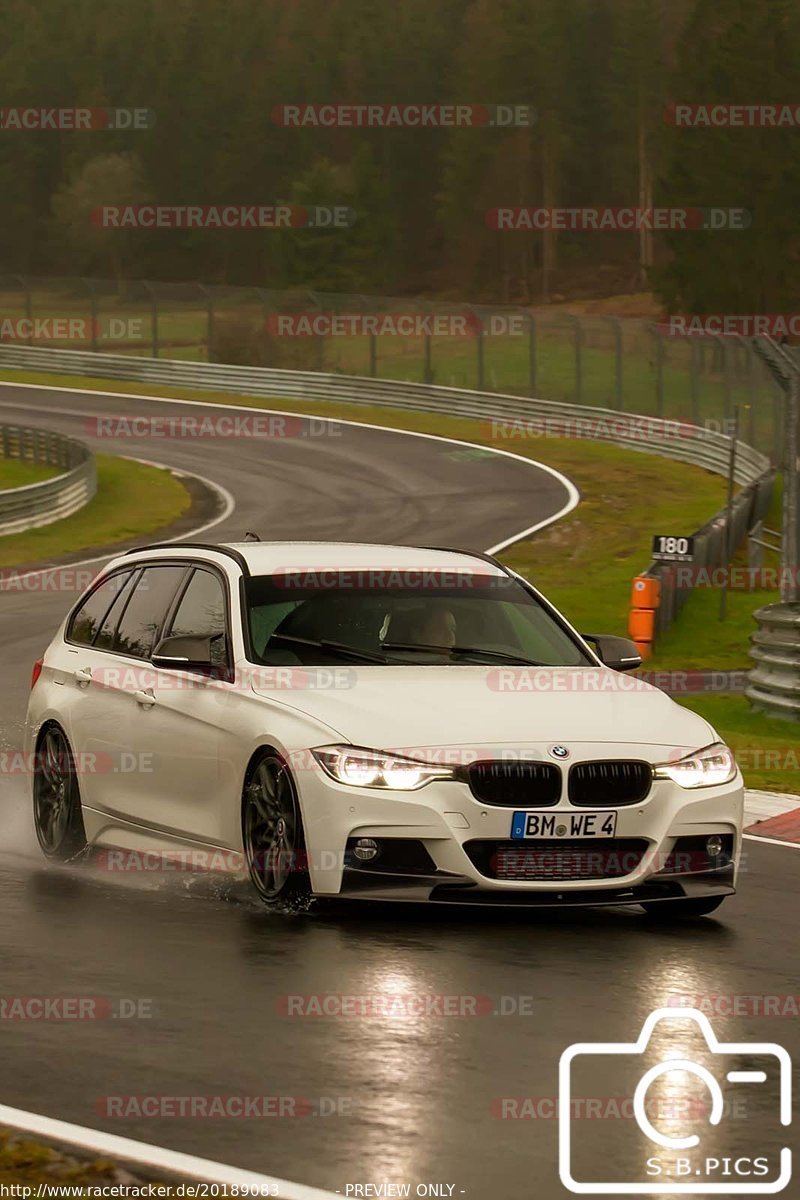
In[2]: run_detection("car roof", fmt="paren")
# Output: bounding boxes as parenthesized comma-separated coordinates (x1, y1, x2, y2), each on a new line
(121, 541, 507, 577)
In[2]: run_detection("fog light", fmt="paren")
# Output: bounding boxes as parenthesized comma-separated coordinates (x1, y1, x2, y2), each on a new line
(353, 838, 379, 862)
(706, 835, 724, 858)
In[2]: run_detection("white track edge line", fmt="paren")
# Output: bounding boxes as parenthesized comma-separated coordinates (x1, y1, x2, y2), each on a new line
(743, 832, 800, 849)
(0, 1103, 338, 1198)
(0, 378, 581, 558)
(0, 452, 235, 583)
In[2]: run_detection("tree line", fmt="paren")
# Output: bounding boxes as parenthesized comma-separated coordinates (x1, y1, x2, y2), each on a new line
(0, 0, 798, 312)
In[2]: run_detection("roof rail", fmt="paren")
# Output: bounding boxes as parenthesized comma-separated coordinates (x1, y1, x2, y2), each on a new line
(124, 542, 250, 575)
(419, 545, 512, 575)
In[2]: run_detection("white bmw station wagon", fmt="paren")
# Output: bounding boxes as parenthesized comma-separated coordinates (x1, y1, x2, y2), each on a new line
(26, 540, 743, 917)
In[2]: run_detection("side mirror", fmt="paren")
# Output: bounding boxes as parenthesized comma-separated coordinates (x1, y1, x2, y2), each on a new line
(581, 633, 642, 673)
(152, 634, 215, 672)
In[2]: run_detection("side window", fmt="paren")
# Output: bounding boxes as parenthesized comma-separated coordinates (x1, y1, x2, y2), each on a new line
(112, 566, 187, 660)
(68, 571, 135, 647)
(93, 571, 141, 650)
(166, 568, 228, 664)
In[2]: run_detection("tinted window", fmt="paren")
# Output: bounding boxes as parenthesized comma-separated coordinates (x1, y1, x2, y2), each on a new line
(93, 571, 141, 650)
(243, 572, 591, 667)
(112, 566, 187, 659)
(167, 568, 228, 664)
(68, 571, 135, 647)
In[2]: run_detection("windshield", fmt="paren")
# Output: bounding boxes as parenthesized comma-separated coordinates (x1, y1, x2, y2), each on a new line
(243, 570, 592, 667)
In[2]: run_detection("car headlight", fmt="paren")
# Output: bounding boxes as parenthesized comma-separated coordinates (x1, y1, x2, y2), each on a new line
(653, 741, 736, 789)
(312, 745, 454, 790)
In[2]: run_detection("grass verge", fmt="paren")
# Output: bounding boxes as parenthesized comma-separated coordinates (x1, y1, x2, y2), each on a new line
(0, 459, 60, 488)
(675, 696, 800, 795)
(0, 455, 191, 567)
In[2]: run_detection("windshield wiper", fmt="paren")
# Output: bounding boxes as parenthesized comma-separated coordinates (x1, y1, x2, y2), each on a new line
(268, 632, 389, 664)
(381, 642, 545, 666)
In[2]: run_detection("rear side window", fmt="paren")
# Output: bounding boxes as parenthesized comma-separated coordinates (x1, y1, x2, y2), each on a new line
(112, 566, 187, 660)
(68, 571, 136, 647)
(166, 568, 228, 664)
(93, 571, 141, 650)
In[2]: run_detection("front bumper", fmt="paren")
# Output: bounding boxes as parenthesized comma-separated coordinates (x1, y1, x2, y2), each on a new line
(297, 745, 744, 906)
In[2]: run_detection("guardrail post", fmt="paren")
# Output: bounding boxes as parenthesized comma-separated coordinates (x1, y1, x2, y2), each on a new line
(476, 326, 485, 391)
(424, 330, 433, 384)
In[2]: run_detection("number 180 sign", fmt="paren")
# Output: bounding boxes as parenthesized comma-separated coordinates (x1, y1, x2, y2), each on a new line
(652, 535, 695, 562)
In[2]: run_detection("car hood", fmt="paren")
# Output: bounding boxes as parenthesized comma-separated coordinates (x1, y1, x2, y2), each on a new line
(250, 665, 715, 754)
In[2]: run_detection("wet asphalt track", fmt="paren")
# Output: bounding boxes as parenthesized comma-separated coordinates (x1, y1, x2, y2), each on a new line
(0, 381, 798, 1198)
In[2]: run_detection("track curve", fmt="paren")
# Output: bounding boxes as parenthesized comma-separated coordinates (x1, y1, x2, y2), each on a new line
(0, 382, 797, 1199)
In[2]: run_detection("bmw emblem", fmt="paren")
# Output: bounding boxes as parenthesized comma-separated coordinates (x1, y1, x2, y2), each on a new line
(549, 744, 570, 760)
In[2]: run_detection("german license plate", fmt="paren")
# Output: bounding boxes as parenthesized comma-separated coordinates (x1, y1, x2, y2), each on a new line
(510, 811, 617, 839)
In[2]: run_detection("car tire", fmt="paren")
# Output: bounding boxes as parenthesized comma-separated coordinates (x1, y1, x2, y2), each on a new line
(33, 724, 88, 861)
(242, 749, 312, 911)
(641, 895, 727, 919)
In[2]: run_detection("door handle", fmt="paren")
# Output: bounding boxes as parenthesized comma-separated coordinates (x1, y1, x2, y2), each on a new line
(74, 667, 93, 687)
(134, 689, 157, 709)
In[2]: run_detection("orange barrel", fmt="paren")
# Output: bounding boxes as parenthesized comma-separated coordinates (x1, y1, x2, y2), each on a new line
(631, 575, 661, 609)
(628, 607, 656, 643)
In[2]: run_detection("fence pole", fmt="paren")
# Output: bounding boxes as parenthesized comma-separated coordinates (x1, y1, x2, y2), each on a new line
(82, 279, 98, 353)
(571, 317, 583, 406)
(142, 282, 158, 358)
(690, 338, 700, 424)
(723, 337, 733, 428)
(528, 315, 537, 396)
(654, 326, 664, 417)
(197, 284, 213, 362)
(719, 406, 739, 622)
(783, 372, 800, 602)
(613, 318, 623, 410)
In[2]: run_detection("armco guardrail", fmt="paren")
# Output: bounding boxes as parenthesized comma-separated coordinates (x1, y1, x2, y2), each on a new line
(0, 422, 96, 536)
(0, 343, 772, 487)
(747, 602, 800, 721)
(0, 343, 773, 643)
(647, 471, 776, 636)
